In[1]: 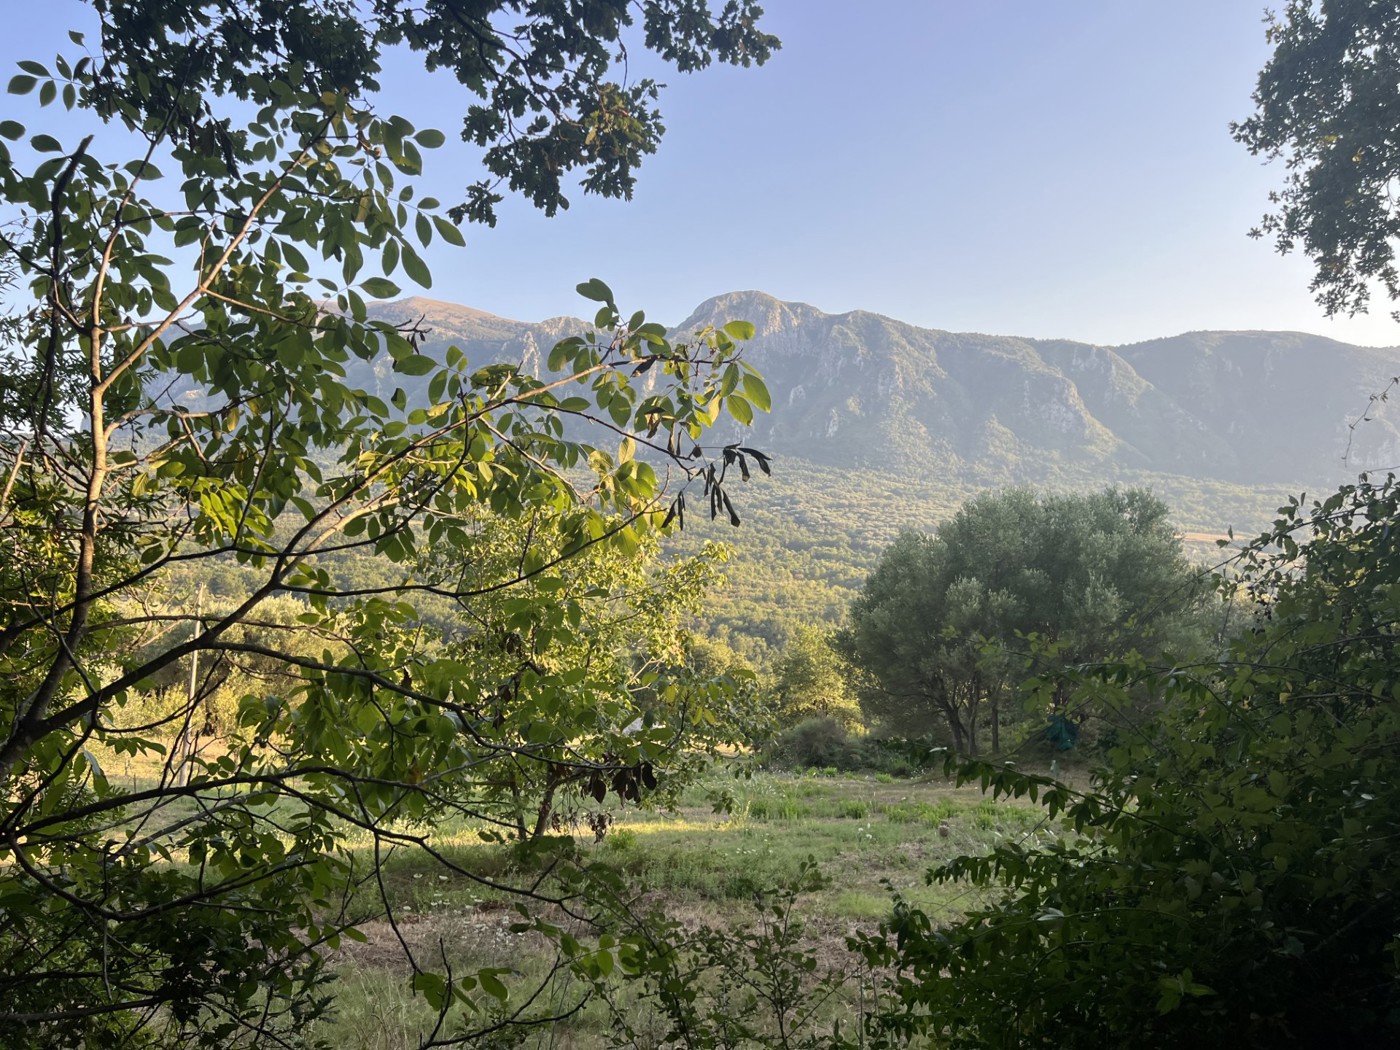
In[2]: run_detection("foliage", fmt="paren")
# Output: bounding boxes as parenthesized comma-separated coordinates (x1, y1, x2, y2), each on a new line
(573, 860, 865, 1050)
(766, 716, 851, 771)
(0, 13, 774, 1046)
(667, 459, 1278, 670)
(839, 487, 1208, 754)
(1233, 0, 1400, 318)
(761, 718, 930, 777)
(423, 516, 757, 841)
(769, 624, 862, 729)
(80, 0, 778, 226)
(857, 475, 1400, 1048)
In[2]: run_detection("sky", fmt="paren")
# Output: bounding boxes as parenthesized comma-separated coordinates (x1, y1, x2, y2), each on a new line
(6, 1, 1398, 348)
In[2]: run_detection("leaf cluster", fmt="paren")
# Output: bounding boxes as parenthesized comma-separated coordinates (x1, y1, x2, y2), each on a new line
(1234, 0, 1400, 318)
(79, 0, 779, 225)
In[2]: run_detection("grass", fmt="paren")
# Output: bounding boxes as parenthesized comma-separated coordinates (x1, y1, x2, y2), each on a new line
(76, 749, 1048, 923)
(304, 768, 1050, 1049)
(52, 747, 1050, 1049)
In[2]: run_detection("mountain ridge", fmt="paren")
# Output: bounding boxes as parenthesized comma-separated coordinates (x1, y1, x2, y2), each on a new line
(358, 290, 1400, 491)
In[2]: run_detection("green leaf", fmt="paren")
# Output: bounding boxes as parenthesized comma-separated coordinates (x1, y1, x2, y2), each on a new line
(124, 159, 163, 179)
(0, 120, 22, 140)
(741, 372, 771, 412)
(361, 277, 401, 299)
(414, 127, 446, 148)
(727, 394, 753, 426)
(6, 75, 35, 95)
(432, 214, 466, 246)
(576, 277, 614, 303)
(478, 971, 509, 1002)
(401, 244, 432, 288)
(30, 134, 61, 153)
(411, 972, 447, 1010)
(723, 319, 756, 341)
(396, 355, 436, 376)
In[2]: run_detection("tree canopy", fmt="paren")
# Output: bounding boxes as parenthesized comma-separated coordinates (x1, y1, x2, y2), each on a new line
(1233, 0, 1400, 318)
(0, 4, 776, 1045)
(770, 623, 861, 730)
(839, 487, 1206, 753)
(81, 0, 778, 224)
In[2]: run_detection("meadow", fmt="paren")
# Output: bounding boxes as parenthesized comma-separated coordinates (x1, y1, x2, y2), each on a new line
(284, 767, 1051, 1050)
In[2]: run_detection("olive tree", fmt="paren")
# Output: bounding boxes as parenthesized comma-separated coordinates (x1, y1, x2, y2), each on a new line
(839, 488, 1205, 754)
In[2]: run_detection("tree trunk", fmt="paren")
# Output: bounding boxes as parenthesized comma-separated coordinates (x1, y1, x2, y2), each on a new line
(990, 692, 1001, 754)
(940, 698, 966, 754)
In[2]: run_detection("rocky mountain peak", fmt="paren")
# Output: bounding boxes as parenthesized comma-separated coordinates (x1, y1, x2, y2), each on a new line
(676, 290, 826, 338)
(356, 292, 1400, 490)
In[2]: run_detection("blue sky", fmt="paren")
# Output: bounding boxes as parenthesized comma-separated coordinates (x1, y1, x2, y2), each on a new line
(7, 1, 1397, 347)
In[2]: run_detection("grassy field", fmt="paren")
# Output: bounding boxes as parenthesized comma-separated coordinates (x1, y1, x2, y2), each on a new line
(305, 768, 1051, 1050)
(55, 745, 1053, 1047)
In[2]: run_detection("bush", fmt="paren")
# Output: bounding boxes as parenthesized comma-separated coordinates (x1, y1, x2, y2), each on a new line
(769, 716, 851, 769)
(763, 719, 937, 776)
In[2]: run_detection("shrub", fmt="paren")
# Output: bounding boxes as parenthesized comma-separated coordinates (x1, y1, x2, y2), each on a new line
(764, 719, 938, 776)
(769, 716, 851, 769)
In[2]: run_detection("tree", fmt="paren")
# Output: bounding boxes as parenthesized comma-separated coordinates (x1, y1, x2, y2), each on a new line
(0, 7, 775, 1045)
(770, 623, 861, 730)
(838, 488, 1206, 754)
(423, 516, 751, 842)
(1233, 0, 1400, 319)
(857, 476, 1400, 1049)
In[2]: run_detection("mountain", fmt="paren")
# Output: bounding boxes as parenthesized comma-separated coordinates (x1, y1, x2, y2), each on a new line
(161, 291, 1397, 659)
(673, 291, 1400, 487)
(364, 292, 1400, 492)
